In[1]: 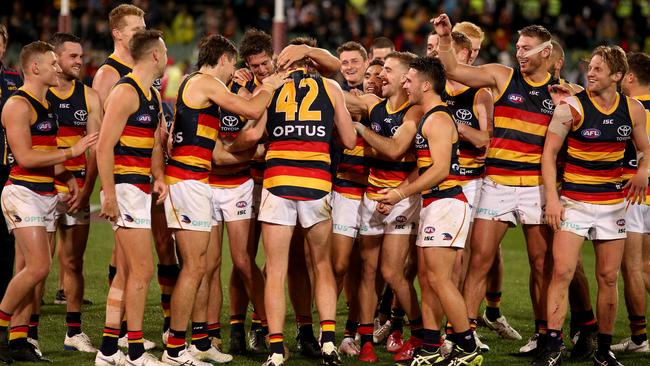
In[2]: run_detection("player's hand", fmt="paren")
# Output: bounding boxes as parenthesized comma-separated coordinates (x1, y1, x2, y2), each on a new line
(278, 44, 311, 70)
(376, 202, 394, 215)
(254, 143, 267, 159)
(374, 188, 404, 205)
(100, 194, 120, 222)
(233, 68, 254, 84)
(623, 172, 649, 205)
(71, 132, 99, 157)
(544, 197, 564, 232)
(65, 178, 81, 213)
(548, 84, 573, 106)
(431, 14, 452, 37)
(262, 71, 289, 91)
(349, 88, 364, 96)
(152, 178, 168, 205)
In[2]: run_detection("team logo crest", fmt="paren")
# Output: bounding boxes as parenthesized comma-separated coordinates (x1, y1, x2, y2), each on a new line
(13, 215, 21, 223)
(181, 215, 192, 224)
(123, 214, 134, 222)
(442, 233, 453, 240)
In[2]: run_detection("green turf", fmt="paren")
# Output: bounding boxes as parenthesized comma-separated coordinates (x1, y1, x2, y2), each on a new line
(21, 210, 650, 365)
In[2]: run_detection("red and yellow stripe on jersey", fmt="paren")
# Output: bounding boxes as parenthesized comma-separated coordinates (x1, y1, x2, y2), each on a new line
(415, 104, 466, 207)
(47, 80, 89, 193)
(165, 72, 221, 184)
(7, 89, 58, 195)
(562, 91, 634, 205)
(113, 74, 161, 193)
(365, 99, 416, 199)
(487, 68, 557, 186)
(622, 95, 650, 204)
(333, 119, 369, 200)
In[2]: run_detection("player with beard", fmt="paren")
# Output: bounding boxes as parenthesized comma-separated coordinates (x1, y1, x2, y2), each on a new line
(344, 52, 424, 363)
(0, 41, 96, 363)
(46, 32, 101, 353)
(536, 45, 650, 366)
(95, 30, 168, 366)
(433, 14, 563, 352)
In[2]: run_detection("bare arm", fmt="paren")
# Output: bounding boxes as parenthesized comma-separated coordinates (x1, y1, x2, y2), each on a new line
(213, 138, 258, 165)
(432, 14, 511, 95)
(91, 65, 120, 109)
(277, 44, 342, 77)
(2, 98, 91, 168)
(224, 111, 268, 153)
(625, 99, 650, 204)
(79, 87, 102, 203)
(357, 106, 421, 160)
(344, 91, 380, 116)
(202, 75, 279, 120)
(457, 88, 491, 148)
(327, 79, 356, 149)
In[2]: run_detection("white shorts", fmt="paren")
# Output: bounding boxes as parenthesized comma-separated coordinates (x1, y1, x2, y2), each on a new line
(257, 188, 332, 228)
(560, 197, 627, 241)
(474, 178, 544, 225)
(1, 184, 57, 233)
(416, 198, 471, 248)
(101, 184, 151, 230)
(54, 193, 90, 226)
(625, 202, 650, 234)
(165, 180, 212, 232)
(332, 191, 362, 238)
(211, 178, 254, 224)
(461, 178, 482, 221)
(359, 193, 419, 236)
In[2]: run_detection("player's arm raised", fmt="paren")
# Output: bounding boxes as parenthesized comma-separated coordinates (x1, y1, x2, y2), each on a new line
(92, 66, 120, 109)
(96, 85, 138, 220)
(376, 113, 454, 204)
(277, 44, 342, 77)
(357, 106, 421, 160)
(458, 88, 491, 148)
(202, 72, 285, 120)
(327, 79, 356, 149)
(2, 98, 97, 169)
(625, 99, 650, 204)
(344, 91, 380, 116)
(541, 100, 577, 231)
(432, 13, 511, 97)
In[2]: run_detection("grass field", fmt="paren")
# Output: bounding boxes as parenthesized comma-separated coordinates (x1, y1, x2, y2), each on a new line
(19, 192, 650, 365)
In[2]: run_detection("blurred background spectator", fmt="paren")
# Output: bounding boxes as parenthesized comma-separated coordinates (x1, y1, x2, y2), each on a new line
(2, 0, 649, 89)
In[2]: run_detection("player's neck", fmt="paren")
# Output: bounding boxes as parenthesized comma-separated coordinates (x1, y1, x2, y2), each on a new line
(626, 85, 650, 99)
(387, 91, 408, 110)
(421, 92, 443, 112)
(53, 76, 74, 93)
(113, 43, 134, 67)
(22, 79, 49, 103)
(588, 86, 618, 109)
(199, 65, 223, 83)
(446, 79, 466, 91)
(521, 67, 549, 84)
(131, 65, 157, 92)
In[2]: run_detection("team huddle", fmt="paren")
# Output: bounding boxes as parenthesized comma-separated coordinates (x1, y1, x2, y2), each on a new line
(0, 3, 648, 366)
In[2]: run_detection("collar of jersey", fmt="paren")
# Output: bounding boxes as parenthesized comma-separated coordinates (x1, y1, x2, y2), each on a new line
(49, 80, 76, 100)
(587, 90, 620, 115)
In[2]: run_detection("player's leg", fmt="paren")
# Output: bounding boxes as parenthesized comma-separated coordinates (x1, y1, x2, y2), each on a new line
(207, 224, 226, 350)
(567, 258, 597, 359)
(152, 202, 178, 338)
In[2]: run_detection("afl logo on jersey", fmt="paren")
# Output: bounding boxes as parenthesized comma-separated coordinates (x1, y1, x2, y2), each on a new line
(508, 93, 525, 104)
(581, 128, 601, 139)
(136, 114, 152, 124)
(455, 109, 472, 121)
(371, 122, 381, 132)
(36, 121, 54, 131)
(222, 115, 238, 127)
(74, 110, 88, 122)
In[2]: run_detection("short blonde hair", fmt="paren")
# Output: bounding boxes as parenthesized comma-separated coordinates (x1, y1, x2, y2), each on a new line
(452, 21, 484, 43)
(591, 45, 628, 76)
(109, 4, 145, 31)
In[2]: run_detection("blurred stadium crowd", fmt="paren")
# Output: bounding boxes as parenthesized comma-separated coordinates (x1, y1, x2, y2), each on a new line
(2, 0, 650, 94)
